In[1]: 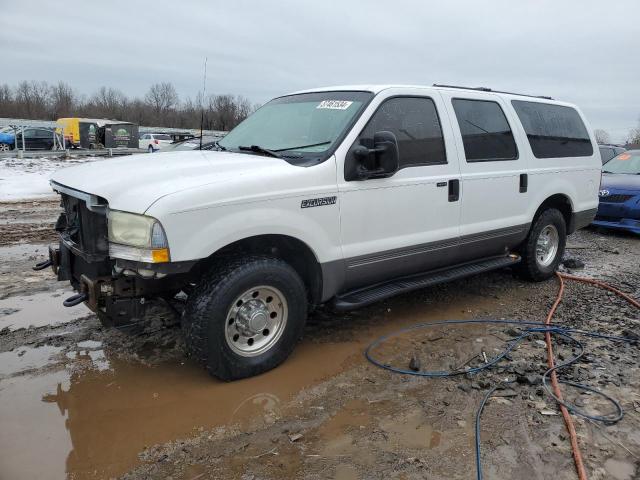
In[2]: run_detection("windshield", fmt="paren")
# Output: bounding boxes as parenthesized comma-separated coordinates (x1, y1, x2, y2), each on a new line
(218, 91, 373, 162)
(603, 151, 640, 174)
(154, 134, 172, 140)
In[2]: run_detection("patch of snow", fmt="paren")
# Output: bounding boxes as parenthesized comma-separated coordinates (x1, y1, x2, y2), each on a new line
(0, 156, 99, 201)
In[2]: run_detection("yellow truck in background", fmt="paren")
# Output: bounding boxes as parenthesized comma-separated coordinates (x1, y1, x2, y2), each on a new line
(56, 118, 139, 149)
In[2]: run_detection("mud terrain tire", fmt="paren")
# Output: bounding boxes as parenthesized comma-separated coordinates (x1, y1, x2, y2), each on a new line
(516, 208, 567, 281)
(182, 256, 307, 381)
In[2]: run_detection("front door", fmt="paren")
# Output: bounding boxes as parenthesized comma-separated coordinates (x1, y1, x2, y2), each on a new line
(337, 91, 462, 290)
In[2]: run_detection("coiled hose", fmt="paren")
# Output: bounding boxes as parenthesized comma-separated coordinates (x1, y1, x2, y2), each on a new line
(365, 272, 639, 480)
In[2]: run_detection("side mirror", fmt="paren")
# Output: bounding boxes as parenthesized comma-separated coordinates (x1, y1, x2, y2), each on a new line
(348, 131, 399, 181)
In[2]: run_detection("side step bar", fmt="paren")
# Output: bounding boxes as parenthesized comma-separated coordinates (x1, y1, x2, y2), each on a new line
(331, 254, 521, 311)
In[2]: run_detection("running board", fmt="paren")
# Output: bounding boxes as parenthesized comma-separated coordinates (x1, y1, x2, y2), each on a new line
(331, 254, 521, 311)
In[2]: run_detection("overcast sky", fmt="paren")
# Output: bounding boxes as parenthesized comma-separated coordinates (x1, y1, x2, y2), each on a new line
(1, 0, 638, 141)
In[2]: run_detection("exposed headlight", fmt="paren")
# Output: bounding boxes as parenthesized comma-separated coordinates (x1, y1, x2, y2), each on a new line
(107, 210, 169, 263)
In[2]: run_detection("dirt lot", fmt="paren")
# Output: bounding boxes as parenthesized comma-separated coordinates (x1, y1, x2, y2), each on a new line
(0, 200, 639, 480)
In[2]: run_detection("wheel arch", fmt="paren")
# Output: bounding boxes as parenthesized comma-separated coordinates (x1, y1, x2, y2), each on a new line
(532, 193, 575, 233)
(195, 234, 325, 304)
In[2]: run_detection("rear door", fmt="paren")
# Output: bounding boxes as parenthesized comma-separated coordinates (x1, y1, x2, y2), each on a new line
(21, 129, 39, 149)
(440, 91, 530, 261)
(337, 89, 462, 290)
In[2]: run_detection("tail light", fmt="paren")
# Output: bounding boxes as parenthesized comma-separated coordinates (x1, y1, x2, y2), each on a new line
(154, 139, 159, 145)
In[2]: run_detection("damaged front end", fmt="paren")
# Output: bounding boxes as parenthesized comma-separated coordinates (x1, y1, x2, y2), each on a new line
(38, 182, 194, 327)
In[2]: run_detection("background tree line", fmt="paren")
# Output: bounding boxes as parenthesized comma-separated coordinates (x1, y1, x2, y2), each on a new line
(0, 81, 257, 131)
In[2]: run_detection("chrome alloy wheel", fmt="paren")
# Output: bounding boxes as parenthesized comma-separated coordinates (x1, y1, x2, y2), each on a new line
(536, 224, 559, 268)
(224, 286, 288, 357)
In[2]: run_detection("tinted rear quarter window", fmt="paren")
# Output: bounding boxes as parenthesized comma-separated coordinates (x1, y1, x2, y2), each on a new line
(360, 96, 447, 167)
(451, 99, 518, 162)
(511, 100, 593, 158)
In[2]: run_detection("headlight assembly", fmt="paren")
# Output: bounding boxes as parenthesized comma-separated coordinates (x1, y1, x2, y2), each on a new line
(107, 210, 169, 263)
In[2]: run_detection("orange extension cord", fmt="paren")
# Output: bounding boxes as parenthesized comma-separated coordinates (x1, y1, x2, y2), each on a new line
(545, 272, 640, 480)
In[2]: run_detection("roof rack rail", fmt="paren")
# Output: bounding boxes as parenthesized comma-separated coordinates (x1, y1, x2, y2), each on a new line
(432, 84, 553, 100)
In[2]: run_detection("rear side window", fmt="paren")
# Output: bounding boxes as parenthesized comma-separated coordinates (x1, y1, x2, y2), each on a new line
(451, 99, 518, 162)
(511, 101, 593, 158)
(360, 96, 446, 167)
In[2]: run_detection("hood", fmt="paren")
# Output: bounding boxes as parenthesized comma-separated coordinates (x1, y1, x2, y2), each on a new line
(50, 151, 289, 213)
(601, 173, 640, 193)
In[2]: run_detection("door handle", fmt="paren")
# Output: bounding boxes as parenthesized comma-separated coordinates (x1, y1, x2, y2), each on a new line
(519, 173, 528, 193)
(448, 179, 460, 202)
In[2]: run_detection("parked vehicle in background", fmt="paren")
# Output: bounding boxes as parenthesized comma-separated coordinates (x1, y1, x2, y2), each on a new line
(164, 136, 221, 151)
(43, 84, 600, 380)
(593, 150, 640, 234)
(14, 127, 61, 150)
(56, 118, 139, 149)
(0, 126, 15, 151)
(140, 133, 173, 152)
(598, 144, 626, 164)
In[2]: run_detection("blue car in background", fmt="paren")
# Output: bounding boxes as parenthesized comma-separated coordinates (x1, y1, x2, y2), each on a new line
(0, 126, 15, 151)
(593, 149, 640, 235)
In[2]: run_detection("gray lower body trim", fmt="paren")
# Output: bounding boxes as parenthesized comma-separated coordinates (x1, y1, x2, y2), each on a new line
(320, 224, 530, 300)
(570, 208, 597, 233)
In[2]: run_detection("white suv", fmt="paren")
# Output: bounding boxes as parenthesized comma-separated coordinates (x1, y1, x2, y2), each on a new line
(43, 85, 601, 380)
(139, 133, 173, 152)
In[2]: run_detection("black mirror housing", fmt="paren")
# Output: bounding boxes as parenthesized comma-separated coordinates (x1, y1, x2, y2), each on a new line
(373, 131, 399, 175)
(346, 130, 400, 181)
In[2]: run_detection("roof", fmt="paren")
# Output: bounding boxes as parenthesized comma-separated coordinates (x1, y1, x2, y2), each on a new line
(289, 84, 569, 105)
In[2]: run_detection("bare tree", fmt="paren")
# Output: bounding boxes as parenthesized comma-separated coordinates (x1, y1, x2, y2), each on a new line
(88, 86, 127, 119)
(0, 80, 255, 131)
(627, 128, 640, 146)
(145, 82, 179, 124)
(49, 82, 76, 118)
(14, 81, 50, 119)
(0, 84, 14, 117)
(594, 129, 611, 144)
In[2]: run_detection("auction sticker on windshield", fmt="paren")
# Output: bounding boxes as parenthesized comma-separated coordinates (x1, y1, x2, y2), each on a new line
(317, 100, 353, 110)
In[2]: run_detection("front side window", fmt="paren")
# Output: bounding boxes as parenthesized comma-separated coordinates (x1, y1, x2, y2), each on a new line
(219, 91, 373, 164)
(511, 100, 593, 158)
(358, 96, 446, 167)
(452, 99, 518, 162)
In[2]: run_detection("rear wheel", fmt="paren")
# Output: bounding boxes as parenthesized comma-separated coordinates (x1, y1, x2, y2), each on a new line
(148, 145, 154, 153)
(516, 208, 566, 281)
(0, 143, 10, 152)
(182, 256, 307, 380)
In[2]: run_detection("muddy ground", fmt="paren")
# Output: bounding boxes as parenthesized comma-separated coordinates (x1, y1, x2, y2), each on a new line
(0, 200, 639, 480)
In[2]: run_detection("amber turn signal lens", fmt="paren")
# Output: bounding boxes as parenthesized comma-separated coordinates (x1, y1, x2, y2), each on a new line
(151, 248, 170, 263)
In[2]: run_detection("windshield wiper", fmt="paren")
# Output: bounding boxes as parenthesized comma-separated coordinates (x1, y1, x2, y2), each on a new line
(273, 141, 331, 152)
(602, 170, 617, 174)
(238, 145, 282, 158)
(213, 140, 226, 151)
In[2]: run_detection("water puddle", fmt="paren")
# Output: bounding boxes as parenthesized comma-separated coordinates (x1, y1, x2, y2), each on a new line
(0, 289, 89, 330)
(0, 287, 510, 479)
(0, 345, 64, 376)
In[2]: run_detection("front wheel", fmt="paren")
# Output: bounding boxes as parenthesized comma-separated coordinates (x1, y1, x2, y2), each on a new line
(516, 208, 567, 281)
(182, 256, 308, 380)
(0, 143, 10, 152)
